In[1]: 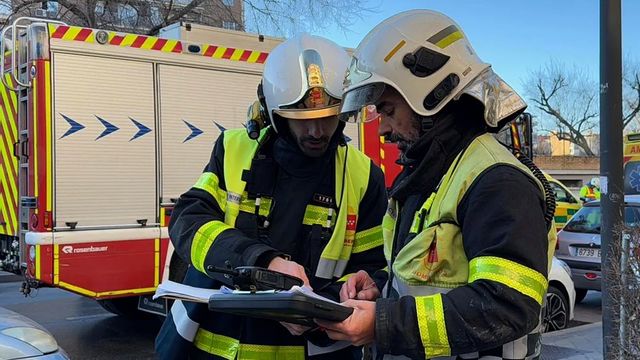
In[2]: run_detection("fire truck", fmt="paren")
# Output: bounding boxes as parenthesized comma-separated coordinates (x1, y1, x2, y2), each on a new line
(0, 16, 539, 317)
(0, 17, 364, 316)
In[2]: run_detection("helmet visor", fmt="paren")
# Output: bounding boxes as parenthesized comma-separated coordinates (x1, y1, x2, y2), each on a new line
(274, 86, 341, 120)
(338, 82, 386, 123)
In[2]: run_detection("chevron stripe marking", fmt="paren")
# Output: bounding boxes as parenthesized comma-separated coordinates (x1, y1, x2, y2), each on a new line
(49, 25, 268, 63)
(51, 25, 69, 38)
(222, 47, 235, 59)
(256, 52, 268, 64)
(75, 28, 93, 41)
(152, 38, 167, 51)
(131, 36, 147, 48)
(110, 35, 124, 46)
(239, 50, 252, 62)
(204, 45, 217, 57)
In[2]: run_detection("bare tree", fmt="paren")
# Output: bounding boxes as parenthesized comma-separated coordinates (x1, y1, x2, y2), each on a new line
(525, 60, 640, 156)
(1, 0, 376, 36)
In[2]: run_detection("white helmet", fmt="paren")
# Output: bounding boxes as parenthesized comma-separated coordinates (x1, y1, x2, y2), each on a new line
(339, 9, 526, 130)
(261, 34, 350, 132)
(590, 177, 600, 187)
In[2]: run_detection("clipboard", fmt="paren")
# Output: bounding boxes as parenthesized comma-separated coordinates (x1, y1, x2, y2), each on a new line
(208, 292, 353, 326)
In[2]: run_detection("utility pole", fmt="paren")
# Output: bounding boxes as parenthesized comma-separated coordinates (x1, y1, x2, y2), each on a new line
(600, 0, 623, 358)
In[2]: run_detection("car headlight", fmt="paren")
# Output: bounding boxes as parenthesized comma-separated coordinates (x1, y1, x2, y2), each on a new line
(1, 327, 59, 354)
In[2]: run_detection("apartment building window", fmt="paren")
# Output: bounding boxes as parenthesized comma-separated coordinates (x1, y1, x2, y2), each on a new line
(222, 0, 235, 6)
(95, 1, 105, 16)
(222, 21, 238, 30)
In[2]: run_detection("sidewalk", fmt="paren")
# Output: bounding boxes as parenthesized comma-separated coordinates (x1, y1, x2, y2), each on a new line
(541, 322, 603, 360)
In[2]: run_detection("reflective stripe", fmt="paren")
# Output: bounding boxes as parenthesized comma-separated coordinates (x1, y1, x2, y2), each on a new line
(409, 193, 436, 233)
(191, 220, 233, 273)
(468, 256, 547, 305)
(193, 327, 305, 360)
(353, 225, 383, 253)
(223, 129, 267, 226)
(302, 204, 333, 227)
(238, 343, 305, 359)
(170, 300, 199, 341)
(415, 294, 451, 358)
(316, 258, 349, 279)
(194, 328, 239, 360)
(239, 195, 273, 217)
(193, 172, 227, 210)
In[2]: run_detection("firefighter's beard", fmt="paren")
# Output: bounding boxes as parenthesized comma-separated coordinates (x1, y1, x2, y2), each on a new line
(385, 118, 421, 154)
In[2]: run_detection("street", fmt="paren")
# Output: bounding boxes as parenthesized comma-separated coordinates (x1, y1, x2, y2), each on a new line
(0, 272, 603, 359)
(0, 276, 161, 359)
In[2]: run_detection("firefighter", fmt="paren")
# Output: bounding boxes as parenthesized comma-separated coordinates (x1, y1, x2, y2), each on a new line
(579, 177, 601, 203)
(316, 10, 557, 359)
(155, 34, 387, 359)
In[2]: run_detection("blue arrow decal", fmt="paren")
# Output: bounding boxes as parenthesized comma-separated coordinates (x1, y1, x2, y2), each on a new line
(183, 120, 203, 142)
(95, 115, 119, 140)
(60, 113, 85, 139)
(213, 121, 227, 133)
(129, 117, 152, 141)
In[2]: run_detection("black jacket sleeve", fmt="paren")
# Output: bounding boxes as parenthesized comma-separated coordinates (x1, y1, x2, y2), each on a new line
(168, 132, 280, 280)
(375, 165, 549, 358)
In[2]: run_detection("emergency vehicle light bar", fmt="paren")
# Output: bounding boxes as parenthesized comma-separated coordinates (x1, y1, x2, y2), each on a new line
(0, 16, 66, 90)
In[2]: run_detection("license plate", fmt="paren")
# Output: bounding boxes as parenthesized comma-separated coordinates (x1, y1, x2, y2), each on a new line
(576, 247, 601, 258)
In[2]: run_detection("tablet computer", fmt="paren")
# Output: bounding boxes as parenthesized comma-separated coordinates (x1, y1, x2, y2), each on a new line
(208, 292, 353, 326)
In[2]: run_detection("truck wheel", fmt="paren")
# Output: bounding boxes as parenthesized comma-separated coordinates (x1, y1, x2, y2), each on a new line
(97, 297, 147, 318)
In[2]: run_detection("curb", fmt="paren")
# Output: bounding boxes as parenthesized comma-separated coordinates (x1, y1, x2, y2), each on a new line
(542, 321, 601, 339)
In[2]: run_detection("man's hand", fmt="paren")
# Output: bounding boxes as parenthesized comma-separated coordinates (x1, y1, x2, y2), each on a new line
(339, 270, 380, 302)
(279, 322, 311, 336)
(267, 256, 311, 289)
(315, 299, 376, 346)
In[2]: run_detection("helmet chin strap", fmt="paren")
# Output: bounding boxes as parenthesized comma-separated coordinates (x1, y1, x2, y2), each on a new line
(419, 116, 435, 136)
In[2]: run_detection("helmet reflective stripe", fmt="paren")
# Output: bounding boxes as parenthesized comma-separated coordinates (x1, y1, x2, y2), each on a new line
(261, 34, 350, 129)
(339, 9, 526, 129)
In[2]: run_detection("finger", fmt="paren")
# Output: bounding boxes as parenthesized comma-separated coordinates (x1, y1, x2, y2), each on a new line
(339, 283, 350, 302)
(340, 299, 360, 308)
(356, 288, 380, 301)
(345, 276, 358, 299)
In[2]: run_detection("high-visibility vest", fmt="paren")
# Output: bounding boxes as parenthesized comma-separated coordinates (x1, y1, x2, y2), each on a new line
(189, 127, 377, 279)
(381, 133, 556, 359)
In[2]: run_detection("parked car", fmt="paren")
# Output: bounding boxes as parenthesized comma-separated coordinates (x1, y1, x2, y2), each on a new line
(555, 194, 640, 303)
(545, 174, 582, 232)
(543, 257, 576, 332)
(0, 306, 69, 359)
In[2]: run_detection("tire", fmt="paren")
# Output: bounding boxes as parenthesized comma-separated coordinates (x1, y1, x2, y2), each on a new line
(97, 296, 148, 318)
(542, 285, 569, 332)
(574, 288, 588, 304)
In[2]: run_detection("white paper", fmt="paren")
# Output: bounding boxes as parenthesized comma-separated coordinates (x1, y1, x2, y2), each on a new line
(153, 280, 222, 303)
(289, 285, 340, 305)
(153, 281, 337, 304)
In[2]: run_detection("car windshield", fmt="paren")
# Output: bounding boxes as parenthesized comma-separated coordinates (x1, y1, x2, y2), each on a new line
(564, 205, 640, 233)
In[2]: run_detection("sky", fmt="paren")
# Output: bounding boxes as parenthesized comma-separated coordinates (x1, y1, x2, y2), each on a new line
(311, 0, 640, 101)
